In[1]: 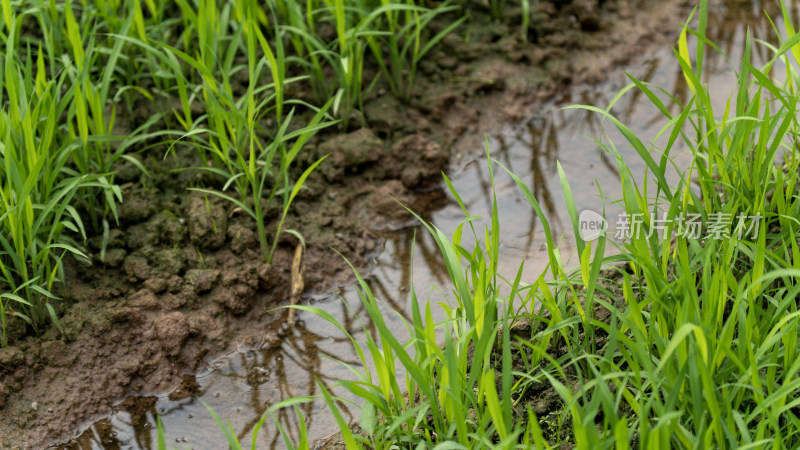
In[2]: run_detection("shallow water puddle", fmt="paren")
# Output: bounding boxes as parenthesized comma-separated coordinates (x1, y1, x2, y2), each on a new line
(57, 2, 797, 448)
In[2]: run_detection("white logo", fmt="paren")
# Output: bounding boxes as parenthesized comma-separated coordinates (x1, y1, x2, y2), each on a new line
(578, 210, 607, 241)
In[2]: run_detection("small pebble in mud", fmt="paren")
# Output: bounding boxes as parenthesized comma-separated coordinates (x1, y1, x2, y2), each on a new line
(30, 402, 38, 411)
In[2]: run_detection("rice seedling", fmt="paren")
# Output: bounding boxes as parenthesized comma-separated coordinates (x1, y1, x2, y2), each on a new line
(277, 0, 466, 126)
(258, 146, 550, 448)
(3, 0, 163, 233)
(362, 0, 466, 103)
(61, 1, 141, 230)
(0, 11, 123, 344)
(272, 0, 330, 104)
(518, 1, 800, 446)
(277, 0, 370, 127)
(0, 0, 178, 345)
(160, 0, 337, 263)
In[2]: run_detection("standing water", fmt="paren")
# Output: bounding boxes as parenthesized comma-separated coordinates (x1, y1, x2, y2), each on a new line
(58, 1, 798, 448)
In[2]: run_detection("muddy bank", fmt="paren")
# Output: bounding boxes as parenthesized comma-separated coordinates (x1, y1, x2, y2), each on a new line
(0, 0, 691, 448)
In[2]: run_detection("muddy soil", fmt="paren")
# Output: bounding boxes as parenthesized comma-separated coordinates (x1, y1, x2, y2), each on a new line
(0, 0, 691, 448)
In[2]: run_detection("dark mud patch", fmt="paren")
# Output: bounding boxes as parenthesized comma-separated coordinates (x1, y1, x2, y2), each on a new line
(0, 0, 691, 448)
